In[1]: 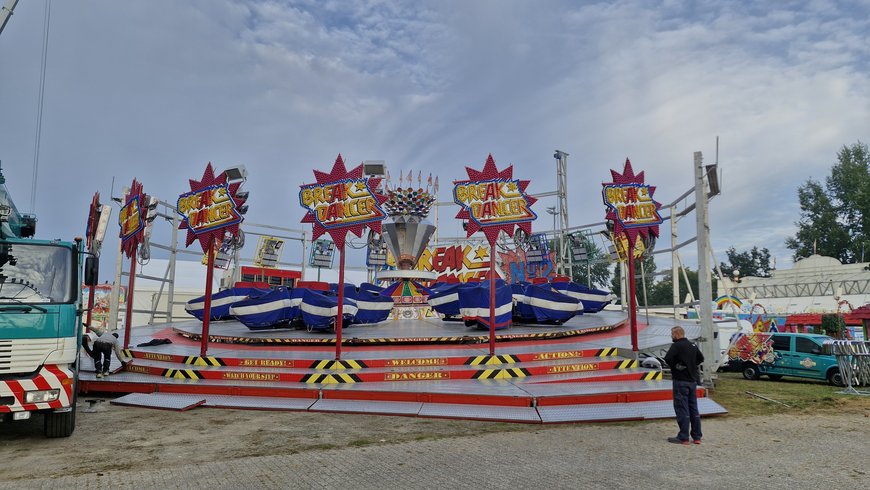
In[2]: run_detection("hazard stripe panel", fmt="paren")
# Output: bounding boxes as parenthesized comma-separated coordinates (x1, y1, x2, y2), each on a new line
(472, 368, 531, 380)
(615, 359, 639, 369)
(162, 369, 203, 380)
(0, 365, 73, 413)
(183, 356, 227, 367)
(309, 360, 369, 370)
(464, 355, 521, 366)
(300, 373, 361, 384)
(594, 347, 619, 357)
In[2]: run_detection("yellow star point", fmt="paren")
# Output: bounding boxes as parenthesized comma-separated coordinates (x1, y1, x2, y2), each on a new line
(473, 246, 489, 260)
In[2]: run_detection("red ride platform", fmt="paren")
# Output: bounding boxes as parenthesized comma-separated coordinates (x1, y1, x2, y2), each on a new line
(80, 311, 727, 423)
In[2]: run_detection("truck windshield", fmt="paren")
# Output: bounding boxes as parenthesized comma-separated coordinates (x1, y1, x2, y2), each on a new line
(0, 242, 73, 304)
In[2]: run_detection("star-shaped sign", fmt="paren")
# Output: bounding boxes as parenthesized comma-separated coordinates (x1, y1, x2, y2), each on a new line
(299, 154, 388, 250)
(177, 163, 247, 253)
(602, 158, 663, 243)
(453, 154, 537, 244)
(119, 179, 145, 259)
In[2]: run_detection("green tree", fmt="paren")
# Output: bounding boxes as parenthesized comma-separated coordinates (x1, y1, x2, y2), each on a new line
(718, 246, 773, 278)
(646, 267, 718, 306)
(610, 252, 656, 302)
(785, 180, 852, 262)
(786, 142, 869, 262)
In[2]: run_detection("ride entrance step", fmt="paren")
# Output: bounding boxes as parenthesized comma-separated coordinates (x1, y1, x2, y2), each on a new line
(121, 346, 625, 370)
(121, 356, 653, 384)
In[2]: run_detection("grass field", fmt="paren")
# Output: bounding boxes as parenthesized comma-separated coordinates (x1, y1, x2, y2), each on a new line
(709, 371, 870, 416)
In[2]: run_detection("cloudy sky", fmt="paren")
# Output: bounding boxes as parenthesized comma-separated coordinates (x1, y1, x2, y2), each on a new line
(1, 0, 868, 282)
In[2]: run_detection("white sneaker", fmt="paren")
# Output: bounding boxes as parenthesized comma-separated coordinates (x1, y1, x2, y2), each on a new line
(96, 372, 103, 378)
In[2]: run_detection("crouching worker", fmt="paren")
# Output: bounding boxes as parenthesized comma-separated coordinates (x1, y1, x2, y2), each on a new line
(83, 329, 129, 378)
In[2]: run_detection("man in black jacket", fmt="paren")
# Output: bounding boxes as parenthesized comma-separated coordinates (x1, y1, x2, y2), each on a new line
(663, 326, 704, 445)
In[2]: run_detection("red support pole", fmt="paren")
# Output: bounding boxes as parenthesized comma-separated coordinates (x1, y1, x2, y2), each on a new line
(85, 284, 96, 333)
(626, 239, 638, 352)
(123, 256, 136, 349)
(200, 239, 216, 358)
(488, 240, 496, 357)
(335, 247, 345, 360)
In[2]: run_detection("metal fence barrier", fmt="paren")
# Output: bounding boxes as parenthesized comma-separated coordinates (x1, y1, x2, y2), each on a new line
(824, 340, 870, 395)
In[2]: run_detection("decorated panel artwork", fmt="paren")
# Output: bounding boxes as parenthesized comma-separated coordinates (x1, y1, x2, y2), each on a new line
(497, 248, 558, 283)
(118, 179, 145, 259)
(177, 163, 248, 253)
(728, 332, 776, 365)
(299, 155, 388, 249)
(453, 154, 536, 244)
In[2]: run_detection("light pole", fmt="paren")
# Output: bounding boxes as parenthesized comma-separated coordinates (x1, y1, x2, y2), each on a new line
(546, 206, 560, 275)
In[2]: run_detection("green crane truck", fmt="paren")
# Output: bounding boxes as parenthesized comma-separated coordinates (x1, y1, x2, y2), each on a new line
(0, 165, 95, 437)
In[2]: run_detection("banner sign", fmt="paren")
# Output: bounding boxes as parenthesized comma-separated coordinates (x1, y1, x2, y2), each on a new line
(254, 236, 284, 268)
(177, 163, 248, 253)
(453, 154, 536, 244)
(498, 249, 557, 284)
(309, 238, 335, 268)
(601, 159, 662, 242)
(299, 154, 388, 249)
(119, 179, 145, 259)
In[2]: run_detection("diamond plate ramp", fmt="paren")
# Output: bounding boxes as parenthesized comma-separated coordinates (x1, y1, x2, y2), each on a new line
(537, 398, 728, 423)
(418, 403, 541, 423)
(110, 393, 205, 411)
(202, 395, 315, 411)
(310, 399, 423, 416)
(537, 402, 643, 423)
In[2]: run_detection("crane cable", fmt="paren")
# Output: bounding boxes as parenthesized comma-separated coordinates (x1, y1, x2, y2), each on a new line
(30, 0, 51, 214)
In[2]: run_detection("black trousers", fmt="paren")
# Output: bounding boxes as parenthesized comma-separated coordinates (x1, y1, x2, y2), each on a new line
(91, 342, 113, 373)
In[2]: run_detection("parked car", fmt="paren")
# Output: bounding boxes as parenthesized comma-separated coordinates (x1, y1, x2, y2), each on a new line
(726, 332, 843, 386)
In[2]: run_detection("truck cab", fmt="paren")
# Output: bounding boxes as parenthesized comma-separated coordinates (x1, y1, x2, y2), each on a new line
(0, 237, 83, 436)
(729, 332, 842, 386)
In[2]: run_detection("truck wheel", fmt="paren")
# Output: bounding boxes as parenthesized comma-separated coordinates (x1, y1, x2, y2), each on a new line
(767, 374, 783, 381)
(827, 369, 844, 387)
(44, 408, 76, 438)
(742, 363, 761, 380)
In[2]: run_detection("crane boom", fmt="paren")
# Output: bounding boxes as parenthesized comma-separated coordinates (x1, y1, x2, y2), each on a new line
(0, 0, 19, 37)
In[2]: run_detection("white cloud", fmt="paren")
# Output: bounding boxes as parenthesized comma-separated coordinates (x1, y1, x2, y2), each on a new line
(0, 0, 867, 284)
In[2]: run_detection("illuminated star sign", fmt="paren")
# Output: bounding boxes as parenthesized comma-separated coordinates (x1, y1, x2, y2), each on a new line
(453, 154, 537, 244)
(602, 158, 663, 242)
(119, 178, 145, 259)
(177, 163, 247, 253)
(299, 154, 388, 249)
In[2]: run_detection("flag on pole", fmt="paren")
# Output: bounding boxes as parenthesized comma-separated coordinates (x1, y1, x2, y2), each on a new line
(417, 171, 422, 188)
(407, 170, 413, 186)
(399, 171, 403, 186)
(434, 176, 439, 193)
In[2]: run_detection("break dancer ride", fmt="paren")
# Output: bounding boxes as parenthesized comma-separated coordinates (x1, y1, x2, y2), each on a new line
(86, 154, 727, 424)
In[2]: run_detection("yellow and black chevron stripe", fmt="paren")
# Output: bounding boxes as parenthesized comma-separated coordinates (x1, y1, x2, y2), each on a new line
(594, 347, 619, 357)
(162, 368, 203, 380)
(464, 354, 521, 366)
(615, 359, 639, 369)
(472, 367, 531, 380)
(121, 349, 133, 358)
(183, 356, 226, 367)
(309, 360, 369, 370)
(300, 373, 361, 384)
(641, 371, 663, 380)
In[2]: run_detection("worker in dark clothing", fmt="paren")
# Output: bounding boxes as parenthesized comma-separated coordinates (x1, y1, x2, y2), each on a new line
(663, 326, 704, 445)
(83, 329, 129, 378)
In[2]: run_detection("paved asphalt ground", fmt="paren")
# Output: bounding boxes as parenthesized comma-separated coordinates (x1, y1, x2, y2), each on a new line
(2, 412, 866, 489)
